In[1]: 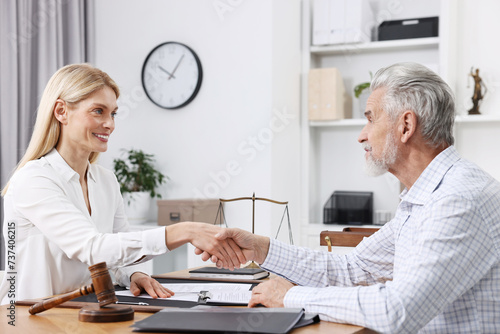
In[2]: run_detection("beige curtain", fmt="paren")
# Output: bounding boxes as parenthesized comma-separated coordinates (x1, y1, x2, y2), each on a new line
(0, 0, 93, 270)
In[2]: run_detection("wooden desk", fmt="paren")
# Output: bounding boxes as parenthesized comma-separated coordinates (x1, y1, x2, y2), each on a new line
(3, 267, 374, 334)
(0, 306, 371, 333)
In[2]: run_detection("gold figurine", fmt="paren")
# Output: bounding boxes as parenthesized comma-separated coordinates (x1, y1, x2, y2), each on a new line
(468, 67, 487, 115)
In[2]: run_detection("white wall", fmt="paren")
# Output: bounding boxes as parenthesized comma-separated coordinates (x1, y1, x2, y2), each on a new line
(93, 0, 301, 239)
(91, 0, 500, 250)
(453, 0, 500, 180)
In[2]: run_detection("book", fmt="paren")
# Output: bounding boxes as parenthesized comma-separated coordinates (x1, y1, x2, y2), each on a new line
(189, 266, 270, 280)
(131, 305, 306, 333)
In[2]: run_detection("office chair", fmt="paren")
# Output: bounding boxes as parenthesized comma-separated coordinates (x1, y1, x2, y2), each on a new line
(320, 227, 379, 252)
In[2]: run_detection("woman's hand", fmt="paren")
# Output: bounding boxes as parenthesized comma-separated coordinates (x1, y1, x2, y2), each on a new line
(194, 228, 270, 268)
(188, 223, 247, 269)
(166, 222, 247, 269)
(130, 272, 174, 298)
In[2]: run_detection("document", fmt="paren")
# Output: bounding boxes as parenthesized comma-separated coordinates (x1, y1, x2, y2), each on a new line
(115, 283, 253, 305)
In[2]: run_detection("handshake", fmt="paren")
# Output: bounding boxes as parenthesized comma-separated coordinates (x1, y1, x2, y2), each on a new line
(189, 223, 295, 308)
(188, 223, 270, 270)
(135, 222, 295, 308)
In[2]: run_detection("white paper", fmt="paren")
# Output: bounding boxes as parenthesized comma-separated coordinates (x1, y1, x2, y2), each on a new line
(114, 283, 253, 303)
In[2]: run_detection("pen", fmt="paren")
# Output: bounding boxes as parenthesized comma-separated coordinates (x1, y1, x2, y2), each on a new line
(115, 301, 149, 306)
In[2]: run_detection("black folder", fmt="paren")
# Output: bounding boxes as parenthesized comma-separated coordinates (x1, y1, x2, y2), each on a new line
(131, 305, 306, 333)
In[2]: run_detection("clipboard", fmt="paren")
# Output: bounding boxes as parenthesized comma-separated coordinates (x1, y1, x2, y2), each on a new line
(196, 289, 251, 306)
(17, 278, 257, 313)
(197, 291, 213, 304)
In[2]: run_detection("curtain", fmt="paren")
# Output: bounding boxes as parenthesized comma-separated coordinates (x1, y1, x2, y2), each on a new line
(0, 0, 93, 270)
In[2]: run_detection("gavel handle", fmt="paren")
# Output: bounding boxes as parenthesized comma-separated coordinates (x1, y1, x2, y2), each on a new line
(29, 284, 95, 315)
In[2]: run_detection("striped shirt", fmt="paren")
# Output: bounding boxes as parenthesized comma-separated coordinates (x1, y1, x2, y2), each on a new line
(262, 146, 500, 333)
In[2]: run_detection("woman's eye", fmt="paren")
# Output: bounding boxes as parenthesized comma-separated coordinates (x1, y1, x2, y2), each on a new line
(94, 108, 103, 114)
(111, 112, 117, 118)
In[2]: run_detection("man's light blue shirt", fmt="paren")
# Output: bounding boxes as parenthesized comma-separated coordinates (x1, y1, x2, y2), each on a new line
(262, 146, 500, 333)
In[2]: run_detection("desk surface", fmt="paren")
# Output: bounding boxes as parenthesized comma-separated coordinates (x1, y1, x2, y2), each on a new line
(1, 306, 371, 333)
(2, 267, 373, 334)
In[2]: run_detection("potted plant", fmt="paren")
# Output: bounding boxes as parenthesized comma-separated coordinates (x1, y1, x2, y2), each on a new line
(353, 72, 372, 118)
(113, 149, 167, 223)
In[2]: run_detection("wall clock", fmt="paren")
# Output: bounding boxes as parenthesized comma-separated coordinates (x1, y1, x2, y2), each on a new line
(141, 42, 203, 109)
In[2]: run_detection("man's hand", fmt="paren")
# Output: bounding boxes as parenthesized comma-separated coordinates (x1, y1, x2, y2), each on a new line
(248, 277, 295, 308)
(166, 223, 247, 269)
(194, 228, 270, 267)
(130, 272, 174, 298)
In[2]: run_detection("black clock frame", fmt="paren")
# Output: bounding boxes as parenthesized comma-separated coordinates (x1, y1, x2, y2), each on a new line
(141, 41, 203, 110)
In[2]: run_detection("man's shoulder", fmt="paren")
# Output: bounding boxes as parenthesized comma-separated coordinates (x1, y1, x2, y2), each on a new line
(439, 157, 500, 201)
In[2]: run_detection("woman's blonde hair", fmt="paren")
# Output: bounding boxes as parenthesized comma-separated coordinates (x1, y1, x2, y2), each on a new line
(1, 63, 120, 196)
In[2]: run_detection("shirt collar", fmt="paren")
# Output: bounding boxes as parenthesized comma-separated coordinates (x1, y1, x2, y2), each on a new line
(43, 149, 96, 183)
(401, 146, 461, 205)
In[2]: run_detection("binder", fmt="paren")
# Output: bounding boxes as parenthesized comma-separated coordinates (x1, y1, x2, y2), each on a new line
(131, 305, 308, 333)
(69, 280, 256, 309)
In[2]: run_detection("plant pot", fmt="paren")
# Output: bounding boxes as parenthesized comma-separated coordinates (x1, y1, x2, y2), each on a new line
(123, 191, 151, 224)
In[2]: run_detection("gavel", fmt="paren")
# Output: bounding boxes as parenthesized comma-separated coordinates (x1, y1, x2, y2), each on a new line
(29, 262, 134, 322)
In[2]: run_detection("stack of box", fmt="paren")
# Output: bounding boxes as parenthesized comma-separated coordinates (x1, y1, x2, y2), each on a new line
(308, 67, 351, 121)
(157, 199, 221, 226)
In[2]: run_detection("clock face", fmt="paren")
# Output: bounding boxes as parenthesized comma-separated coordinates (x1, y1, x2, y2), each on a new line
(141, 42, 203, 109)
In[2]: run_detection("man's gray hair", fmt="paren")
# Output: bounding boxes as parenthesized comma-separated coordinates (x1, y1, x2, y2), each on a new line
(371, 62, 455, 148)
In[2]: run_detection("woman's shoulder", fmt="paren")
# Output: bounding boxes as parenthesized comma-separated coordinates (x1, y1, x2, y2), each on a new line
(14, 156, 54, 179)
(7, 157, 60, 195)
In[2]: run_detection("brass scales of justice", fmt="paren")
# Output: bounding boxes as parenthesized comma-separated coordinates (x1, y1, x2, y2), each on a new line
(213, 192, 294, 269)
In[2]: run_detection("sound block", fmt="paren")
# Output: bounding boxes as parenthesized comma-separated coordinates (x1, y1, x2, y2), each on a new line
(79, 304, 134, 323)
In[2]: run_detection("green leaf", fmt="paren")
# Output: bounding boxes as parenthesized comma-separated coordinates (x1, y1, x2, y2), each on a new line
(113, 149, 168, 198)
(354, 82, 370, 98)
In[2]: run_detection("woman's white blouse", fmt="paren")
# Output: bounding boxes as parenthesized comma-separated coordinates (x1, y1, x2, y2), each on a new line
(0, 149, 168, 305)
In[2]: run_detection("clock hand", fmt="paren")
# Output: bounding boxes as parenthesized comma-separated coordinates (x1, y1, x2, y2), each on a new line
(168, 54, 185, 80)
(158, 65, 176, 79)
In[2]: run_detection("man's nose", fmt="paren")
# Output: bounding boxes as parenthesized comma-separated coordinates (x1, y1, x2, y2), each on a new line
(358, 124, 368, 143)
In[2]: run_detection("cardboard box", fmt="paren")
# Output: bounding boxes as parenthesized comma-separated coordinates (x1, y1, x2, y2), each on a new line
(157, 199, 221, 226)
(308, 68, 352, 121)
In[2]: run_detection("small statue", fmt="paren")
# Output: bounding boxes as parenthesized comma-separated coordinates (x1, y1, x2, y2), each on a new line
(468, 67, 487, 115)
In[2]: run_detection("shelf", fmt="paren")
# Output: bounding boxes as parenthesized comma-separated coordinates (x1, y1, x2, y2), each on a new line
(309, 115, 500, 128)
(309, 119, 366, 127)
(310, 37, 440, 56)
(455, 115, 500, 123)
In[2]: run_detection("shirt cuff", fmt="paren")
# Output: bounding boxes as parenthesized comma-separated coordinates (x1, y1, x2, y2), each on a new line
(114, 262, 150, 287)
(284, 286, 315, 308)
(141, 226, 169, 255)
(260, 238, 280, 269)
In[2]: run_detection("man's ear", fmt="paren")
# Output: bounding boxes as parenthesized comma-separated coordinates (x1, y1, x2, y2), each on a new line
(53, 99, 68, 125)
(398, 110, 417, 144)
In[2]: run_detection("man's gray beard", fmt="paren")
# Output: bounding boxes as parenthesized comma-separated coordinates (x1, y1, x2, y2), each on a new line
(364, 132, 398, 177)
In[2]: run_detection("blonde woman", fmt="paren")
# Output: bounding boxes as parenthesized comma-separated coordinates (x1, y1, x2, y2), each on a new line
(0, 64, 244, 305)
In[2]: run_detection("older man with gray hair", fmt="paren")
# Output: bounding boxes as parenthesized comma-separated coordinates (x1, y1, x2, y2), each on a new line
(204, 62, 500, 333)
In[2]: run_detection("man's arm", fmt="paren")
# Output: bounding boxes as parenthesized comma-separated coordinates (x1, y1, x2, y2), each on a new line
(264, 196, 497, 333)
(207, 224, 396, 287)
